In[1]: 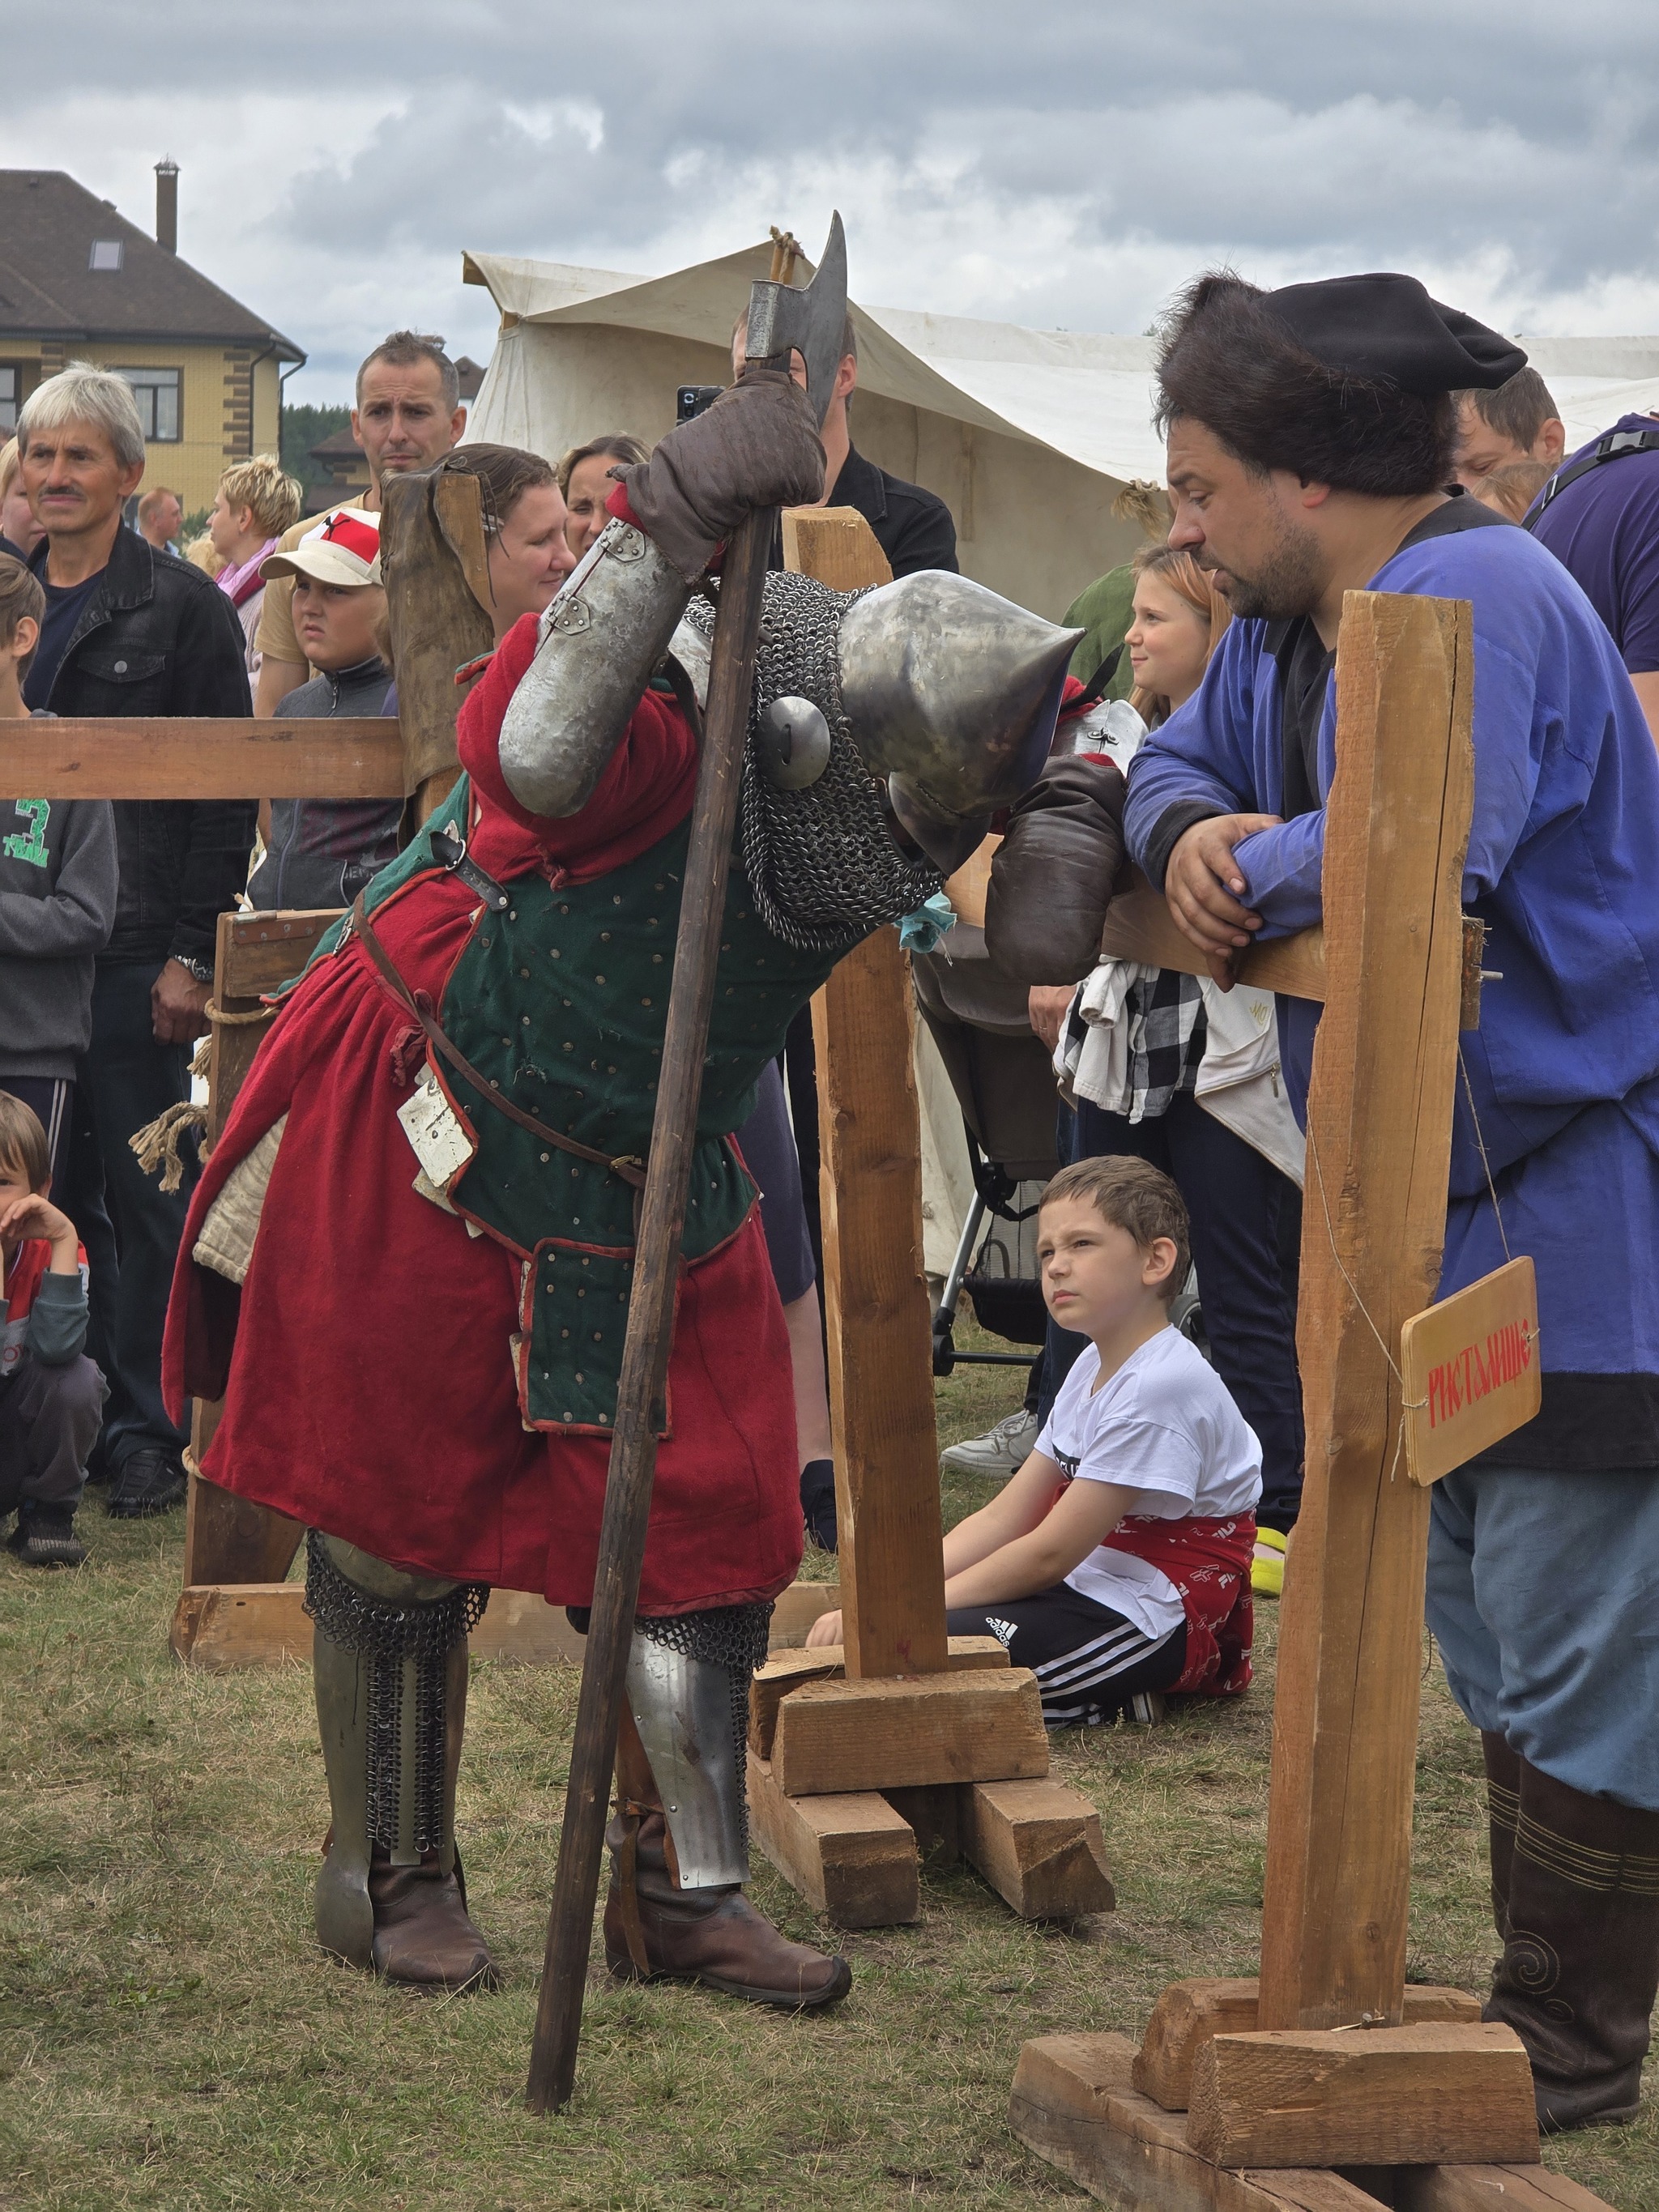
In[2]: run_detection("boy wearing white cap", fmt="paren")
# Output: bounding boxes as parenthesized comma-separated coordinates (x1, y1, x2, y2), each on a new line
(249, 510, 400, 912)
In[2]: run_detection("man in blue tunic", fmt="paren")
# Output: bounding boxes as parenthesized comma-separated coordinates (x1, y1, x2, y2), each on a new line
(1123, 271, 1659, 2134)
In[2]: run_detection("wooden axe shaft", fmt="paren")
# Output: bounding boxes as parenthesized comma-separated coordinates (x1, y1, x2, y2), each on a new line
(525, 503, 775, 2116)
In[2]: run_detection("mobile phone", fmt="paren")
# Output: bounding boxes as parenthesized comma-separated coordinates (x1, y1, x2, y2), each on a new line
(676, 384, 725, 424)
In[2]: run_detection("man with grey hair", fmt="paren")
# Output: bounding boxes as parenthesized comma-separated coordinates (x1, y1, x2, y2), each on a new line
(18, 361, 254, 1520)
(253, 330, 465, 715)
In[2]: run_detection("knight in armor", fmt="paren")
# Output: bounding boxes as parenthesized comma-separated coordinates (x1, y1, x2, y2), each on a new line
(162, 369, 1079, 2004)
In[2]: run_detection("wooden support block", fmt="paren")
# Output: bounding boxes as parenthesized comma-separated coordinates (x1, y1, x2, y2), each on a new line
(173, 1581, 587, 1669)
(172, 1583, 310, 1669)
(747, 1753, 919, 1927)
(217, 907, 344, 1000)
(182, 1459, 305, 1588)
(1186, 2024, 1539, 2172)
(750, 1634, 1009, 1758)
(771, 1668, 1048, 1796)
(1393, 2164, 1618, 2212)
(960, 1777, 1115, 1920)
(1009, 2033, 1386, 2212)
(470, 1591, 587, 1665)
(767, 1579, 841, 1649)
(1136, 1980, 1482, 2113)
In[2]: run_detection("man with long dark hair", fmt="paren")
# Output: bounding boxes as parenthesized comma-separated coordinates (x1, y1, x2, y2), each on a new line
(1124, 271, 1659, 2135)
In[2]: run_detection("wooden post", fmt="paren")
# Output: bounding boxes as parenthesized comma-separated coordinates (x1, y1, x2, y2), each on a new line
(1256, 590, 1473, 2031)
(786, 507, 950, 1680)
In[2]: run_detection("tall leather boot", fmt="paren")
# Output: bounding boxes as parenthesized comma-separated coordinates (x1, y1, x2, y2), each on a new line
(1482, 1730, 1521, 1940)
(307, 1531, 497, 1993)
(603, 1617, 851, 2011)
(1484, 1756, 1659, 2131)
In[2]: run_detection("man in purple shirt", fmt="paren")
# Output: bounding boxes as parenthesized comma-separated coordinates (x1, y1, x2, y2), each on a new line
(1529, 411, 1659, 743)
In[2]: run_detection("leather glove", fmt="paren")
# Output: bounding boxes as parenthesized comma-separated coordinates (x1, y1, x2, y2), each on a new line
(618, 371, 826, 584)
(985, 755, 1129, 985)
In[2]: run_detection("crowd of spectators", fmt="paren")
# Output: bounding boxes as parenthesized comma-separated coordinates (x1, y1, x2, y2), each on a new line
(3, 317, 1657, 1618)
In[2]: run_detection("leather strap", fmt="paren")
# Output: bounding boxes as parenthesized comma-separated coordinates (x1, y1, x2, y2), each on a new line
(611, 1802, 652, 1975)
(348, 890, 647, 1190)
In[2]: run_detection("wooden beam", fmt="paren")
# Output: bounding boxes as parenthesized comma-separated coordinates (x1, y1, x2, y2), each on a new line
(747, 1754, 920, 1927)
(770, 1668, 1048, 1796)
(1256, 593, 1475, 2031)
(216, 907, 343, 1000)
(959, 1777, 1116, 1920)
(749, 1635, 1009, 1759)
(1186, 2025, 1538, 2172)
(1393, 2163, 1619, 2212)
(170, 1576, 847, 1673)
(1009, 2034, 1387, 2212)
(1098, 872, 1328, 1003)
(1135, 1979, 1481, 2114)
(786, 509, 953, 1682)
(0, 718, 405, 799)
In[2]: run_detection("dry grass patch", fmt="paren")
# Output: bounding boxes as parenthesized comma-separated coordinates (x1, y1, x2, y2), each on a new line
(0, 1329, 1653, 2207)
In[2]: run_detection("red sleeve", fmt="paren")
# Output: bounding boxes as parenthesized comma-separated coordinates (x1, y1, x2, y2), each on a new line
(458, 609, 700, 881)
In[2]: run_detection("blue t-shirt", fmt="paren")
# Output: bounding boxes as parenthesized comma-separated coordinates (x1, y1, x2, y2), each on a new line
(23, 565, 100, 710)
(1529, 412, 1659, 673)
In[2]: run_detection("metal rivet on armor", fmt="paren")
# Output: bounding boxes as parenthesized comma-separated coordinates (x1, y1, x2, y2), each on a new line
(550, 948, 561, 959)
(600, 931, 612, 942)
(581, 1256, 590, 1265)
(501, 1036, 511, 1046)
(575, 1372, 584, 1383)
(721, 943, 731, 953)
(607, 1064, 616, 1074)
(561, 1328, 570, 1338)
(480, 936, 491, 948)
(562, 1042, 574, 1052)
(595, 974, 605, 983)
(592, 1332, 602, 1342)
(562, 999, 571, 1008)
(564, 1411, 574, 1421)
(654, 883, 663, 892)
(641, 999, 651, 1008)
(652, 953, 663, 964)
(522, 1015, 531, 1026)
(601, 1413, 610, 1423)
(540, 1153, 549, 1162)
(509, 910, 518, 921)
(613, 894, 622, 905)
(559, 903, 569, 914)
(519, 966, 530, 978)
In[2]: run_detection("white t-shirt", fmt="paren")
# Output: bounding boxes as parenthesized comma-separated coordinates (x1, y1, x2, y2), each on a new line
(1034, 1328, 1261, 1639)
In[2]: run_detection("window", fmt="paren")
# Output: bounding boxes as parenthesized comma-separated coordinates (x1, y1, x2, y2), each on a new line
(117, 366, 181, 442)
(0, 364, 20, 433)
(88, 239, 124, 271)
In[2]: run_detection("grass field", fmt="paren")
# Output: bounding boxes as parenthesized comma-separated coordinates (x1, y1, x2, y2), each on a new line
(2, 1330, 1656, 2210)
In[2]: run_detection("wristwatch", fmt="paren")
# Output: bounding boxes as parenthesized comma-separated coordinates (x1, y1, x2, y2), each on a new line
(172, 954, 215, 986)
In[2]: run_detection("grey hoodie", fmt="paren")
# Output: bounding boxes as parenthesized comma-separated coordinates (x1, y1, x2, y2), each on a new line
(0, 714, 118, 1079)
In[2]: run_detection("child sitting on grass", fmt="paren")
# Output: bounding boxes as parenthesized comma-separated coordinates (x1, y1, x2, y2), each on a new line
(808, 1156, 1260, 1724)
(0, 1093, 104, 1566)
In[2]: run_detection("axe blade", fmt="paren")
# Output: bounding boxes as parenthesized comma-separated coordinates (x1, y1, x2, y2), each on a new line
(743, 210, 848, 429)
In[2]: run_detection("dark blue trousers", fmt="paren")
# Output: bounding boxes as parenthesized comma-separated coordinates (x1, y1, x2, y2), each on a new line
(1038, 1091, 1305, 1531)
(67, 961, 198, 1468)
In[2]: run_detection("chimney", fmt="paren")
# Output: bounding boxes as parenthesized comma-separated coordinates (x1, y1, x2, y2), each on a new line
(155, 160, 178, 254)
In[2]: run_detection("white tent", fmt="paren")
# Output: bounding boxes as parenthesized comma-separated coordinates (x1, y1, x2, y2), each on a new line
(461, 240, 1659, 624)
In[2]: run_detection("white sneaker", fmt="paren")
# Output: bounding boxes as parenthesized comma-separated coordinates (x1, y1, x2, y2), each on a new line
(940, 1407, 1039, 1480)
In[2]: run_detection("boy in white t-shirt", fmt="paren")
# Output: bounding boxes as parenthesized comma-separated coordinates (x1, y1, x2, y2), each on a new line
(810, 1155, 1261, 1723)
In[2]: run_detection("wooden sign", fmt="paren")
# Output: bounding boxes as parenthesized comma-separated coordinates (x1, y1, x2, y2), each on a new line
(1400, 1256, 1541, 1486)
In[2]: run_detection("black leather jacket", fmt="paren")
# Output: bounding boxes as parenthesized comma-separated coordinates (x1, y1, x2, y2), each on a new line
(32, 525, 256, 965)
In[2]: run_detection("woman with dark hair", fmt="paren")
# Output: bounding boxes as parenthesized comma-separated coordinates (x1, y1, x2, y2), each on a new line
(439, 442, 577, 637)
(558, 433, 650, 561)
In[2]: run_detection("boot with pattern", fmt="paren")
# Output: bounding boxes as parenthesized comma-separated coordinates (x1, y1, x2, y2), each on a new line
(1485, 1756, 1659, 2131)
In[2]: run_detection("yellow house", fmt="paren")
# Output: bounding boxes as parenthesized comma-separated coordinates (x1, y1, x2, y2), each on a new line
(0, 163, 304, 517)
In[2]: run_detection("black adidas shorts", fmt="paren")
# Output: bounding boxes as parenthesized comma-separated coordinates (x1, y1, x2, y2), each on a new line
(947, 1583, 1186, 1725)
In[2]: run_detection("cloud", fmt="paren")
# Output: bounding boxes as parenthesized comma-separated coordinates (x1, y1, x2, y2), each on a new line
(7, 2, 1658, 402)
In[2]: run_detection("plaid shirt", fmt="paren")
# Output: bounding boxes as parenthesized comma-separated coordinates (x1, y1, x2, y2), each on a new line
(1063, 965, 1207, 1123)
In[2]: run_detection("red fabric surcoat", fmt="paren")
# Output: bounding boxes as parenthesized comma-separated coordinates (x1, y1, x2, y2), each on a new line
(161, 617, 806, 1613)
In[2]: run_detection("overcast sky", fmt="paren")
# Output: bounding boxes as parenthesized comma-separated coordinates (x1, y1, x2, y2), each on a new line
(11, 0, 1658, 403)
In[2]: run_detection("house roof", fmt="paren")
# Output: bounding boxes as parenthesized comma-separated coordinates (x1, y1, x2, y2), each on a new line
(0, 170, 303, 361)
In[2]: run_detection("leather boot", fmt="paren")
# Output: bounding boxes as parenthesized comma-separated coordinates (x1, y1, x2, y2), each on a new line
(1484, 1757, 1659, 2131)
(366, 1848, 497, 1992)
(1482, 1729, 1521, 1940)
(604, 1805, 851, 2010)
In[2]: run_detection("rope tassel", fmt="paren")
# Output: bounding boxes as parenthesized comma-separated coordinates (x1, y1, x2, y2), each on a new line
(129, 1100, 207, 1193)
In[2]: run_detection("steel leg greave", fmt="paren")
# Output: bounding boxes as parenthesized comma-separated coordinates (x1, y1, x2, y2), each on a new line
(305, 1531, 488, 1967)
(623, 1605, 772, 1890)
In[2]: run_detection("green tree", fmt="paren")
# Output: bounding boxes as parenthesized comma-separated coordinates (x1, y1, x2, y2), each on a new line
(280, 403, 353, 503)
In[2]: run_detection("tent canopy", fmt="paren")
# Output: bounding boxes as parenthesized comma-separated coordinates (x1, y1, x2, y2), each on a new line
(461, 241, 1659, 620)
